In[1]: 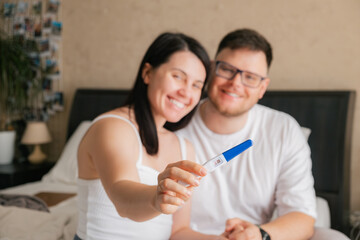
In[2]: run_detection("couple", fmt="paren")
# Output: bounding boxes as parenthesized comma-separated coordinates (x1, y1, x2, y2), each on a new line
(74, 29, 348, 240)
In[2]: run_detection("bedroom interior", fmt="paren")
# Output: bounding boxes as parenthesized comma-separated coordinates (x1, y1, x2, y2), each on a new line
(0, 0, 360, 239)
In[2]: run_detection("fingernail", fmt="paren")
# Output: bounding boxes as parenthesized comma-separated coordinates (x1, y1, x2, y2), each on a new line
(186, 190, 192, 197)
(200, 168, 207, 176)
(194, 178, 200, 186)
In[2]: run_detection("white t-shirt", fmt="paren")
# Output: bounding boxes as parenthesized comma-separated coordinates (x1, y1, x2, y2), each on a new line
(177, 102, 317, 235)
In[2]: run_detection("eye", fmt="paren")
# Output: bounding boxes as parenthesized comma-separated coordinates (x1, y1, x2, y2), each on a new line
(244, 72, 257, 81)
(220, 65, 235, 74)
(172, 73, 181, 79)
(174, 75, 181, 80)
(193, 81, 204, 89)
(171, 70, 186, 81)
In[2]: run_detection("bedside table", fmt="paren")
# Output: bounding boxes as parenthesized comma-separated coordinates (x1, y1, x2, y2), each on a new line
(0, 161, 55, 189)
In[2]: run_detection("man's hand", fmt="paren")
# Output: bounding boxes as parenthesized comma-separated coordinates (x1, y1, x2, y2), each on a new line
(222, 218, 262, 240)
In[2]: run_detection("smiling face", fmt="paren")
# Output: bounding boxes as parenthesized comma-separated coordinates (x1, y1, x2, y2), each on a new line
(143, 50, 206, 125)
(207, 47, 270, 117)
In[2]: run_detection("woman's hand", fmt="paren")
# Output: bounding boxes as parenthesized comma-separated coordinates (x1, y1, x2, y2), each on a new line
(154, 160, 207, 214)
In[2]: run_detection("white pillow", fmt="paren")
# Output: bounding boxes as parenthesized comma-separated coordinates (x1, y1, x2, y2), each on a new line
(42, 121, 92, 185)
(315, 196, 331, 228)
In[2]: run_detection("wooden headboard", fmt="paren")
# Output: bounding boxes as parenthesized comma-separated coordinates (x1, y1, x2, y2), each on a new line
(67, 88, 355, 235)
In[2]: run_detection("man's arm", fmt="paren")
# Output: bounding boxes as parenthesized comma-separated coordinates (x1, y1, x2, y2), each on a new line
(225, 212, 315, 240)
(261, 212, 315, 240)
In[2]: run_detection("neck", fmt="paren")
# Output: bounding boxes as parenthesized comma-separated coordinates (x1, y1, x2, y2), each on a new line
(152, 114, 168, 135)
(200, 100, 249, 134)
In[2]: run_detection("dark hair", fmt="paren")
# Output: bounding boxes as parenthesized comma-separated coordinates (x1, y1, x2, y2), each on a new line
(216, 28, 273, 68)
(126, 32, 210, 155)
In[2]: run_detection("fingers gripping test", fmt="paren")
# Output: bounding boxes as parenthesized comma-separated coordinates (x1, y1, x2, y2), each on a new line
(181, 139, 253, 186)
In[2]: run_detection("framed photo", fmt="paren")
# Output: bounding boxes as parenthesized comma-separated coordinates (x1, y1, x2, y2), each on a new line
(47, 0, 60, 13)
(16, 2, 28, 14)
(51, 21, 62, 36)
(4, 3, 16, 17)
(32, 1, 42, 15)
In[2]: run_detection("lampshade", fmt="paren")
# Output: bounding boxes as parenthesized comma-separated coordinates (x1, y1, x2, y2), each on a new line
(21, 121, 52, 145)
(21, 121, 52, 164)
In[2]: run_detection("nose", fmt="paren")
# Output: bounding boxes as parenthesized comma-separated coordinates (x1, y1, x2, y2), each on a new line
(230, 72, 243, 89)
(178, 85, 191, 98)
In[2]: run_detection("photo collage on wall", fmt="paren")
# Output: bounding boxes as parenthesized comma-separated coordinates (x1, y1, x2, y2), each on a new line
(2, 0, 63, 121)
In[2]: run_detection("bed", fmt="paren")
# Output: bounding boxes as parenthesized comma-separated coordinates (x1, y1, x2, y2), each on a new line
(0, 88, 355, 239)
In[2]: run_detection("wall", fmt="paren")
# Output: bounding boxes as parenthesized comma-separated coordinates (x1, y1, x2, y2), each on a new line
(54, 0, 360, 211)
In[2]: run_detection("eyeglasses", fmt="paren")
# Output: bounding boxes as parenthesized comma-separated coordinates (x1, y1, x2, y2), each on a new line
(215, 61, 266, 88)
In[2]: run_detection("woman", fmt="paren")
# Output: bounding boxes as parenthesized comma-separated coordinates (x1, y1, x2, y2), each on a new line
(74, 32, 213, 239)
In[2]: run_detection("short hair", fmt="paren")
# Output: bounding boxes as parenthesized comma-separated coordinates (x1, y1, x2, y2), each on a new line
(126, 32, 211, 155)
(216, 28, 273, 68)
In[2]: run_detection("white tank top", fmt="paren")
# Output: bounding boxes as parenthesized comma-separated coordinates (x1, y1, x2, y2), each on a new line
(76, 114, 187, 240)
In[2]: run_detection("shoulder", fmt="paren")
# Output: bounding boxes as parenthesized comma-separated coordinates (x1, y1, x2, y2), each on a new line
(95, 107, 136, 130)
(83, 109, 139, 149)
(253, 104, 300, 127)
(253, 104, 291, 118)
(252, 104, 306, 142)
(78, 108, 141, 182)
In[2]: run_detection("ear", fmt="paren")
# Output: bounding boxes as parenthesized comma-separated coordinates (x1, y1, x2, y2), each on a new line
(258, 77, 270, 99)
(142, 63, 152, 84)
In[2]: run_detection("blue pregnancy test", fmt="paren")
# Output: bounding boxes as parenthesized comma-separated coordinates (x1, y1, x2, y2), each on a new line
(180, 139, 252, 186)
(202, 139, 253, 173)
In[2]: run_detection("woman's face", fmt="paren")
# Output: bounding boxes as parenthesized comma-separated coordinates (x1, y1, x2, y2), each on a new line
(143, 50, 206, 124)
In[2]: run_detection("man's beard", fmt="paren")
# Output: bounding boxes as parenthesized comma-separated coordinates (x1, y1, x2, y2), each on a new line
(208, 95, 248, 118)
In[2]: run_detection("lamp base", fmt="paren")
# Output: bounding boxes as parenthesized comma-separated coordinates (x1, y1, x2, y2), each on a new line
(28, 145, 46, 164)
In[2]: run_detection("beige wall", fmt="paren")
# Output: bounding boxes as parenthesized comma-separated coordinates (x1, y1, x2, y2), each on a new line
(52, 0, 360, 210)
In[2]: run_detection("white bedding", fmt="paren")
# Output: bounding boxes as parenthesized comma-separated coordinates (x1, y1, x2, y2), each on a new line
(0, 121, 331, 239)
(0, 122, 90, 240)
(0, 182, 78, 240)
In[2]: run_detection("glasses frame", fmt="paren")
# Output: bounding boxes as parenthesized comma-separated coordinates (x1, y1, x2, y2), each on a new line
(215, 61, 267, 88)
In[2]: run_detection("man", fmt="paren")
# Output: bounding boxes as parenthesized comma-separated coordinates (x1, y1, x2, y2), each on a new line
(177, 29, 347, 240)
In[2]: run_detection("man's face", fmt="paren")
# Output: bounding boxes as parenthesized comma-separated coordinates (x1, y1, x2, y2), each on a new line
(207, 47, 270, 117)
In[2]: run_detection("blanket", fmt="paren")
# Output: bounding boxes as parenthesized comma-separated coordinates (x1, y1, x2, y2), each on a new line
(0, 193, 49, 212)
(0, 197, 77, 240)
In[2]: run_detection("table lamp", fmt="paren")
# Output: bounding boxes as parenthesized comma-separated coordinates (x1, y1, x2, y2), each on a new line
(21, 121, 52, 164)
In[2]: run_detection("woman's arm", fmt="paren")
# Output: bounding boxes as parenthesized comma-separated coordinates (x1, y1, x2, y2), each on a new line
(108, 159, 206, 222)
(82, 118, 206, 222)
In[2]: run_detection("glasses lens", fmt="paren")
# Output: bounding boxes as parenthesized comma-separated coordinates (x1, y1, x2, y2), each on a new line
(216, 62, 236, 80)
(242, 72, 261, 88)
(216, 61, 264, 88)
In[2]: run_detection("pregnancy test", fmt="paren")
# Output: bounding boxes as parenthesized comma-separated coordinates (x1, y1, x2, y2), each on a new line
(180, 139, 253, 186)
(202, 139, 253, 173)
